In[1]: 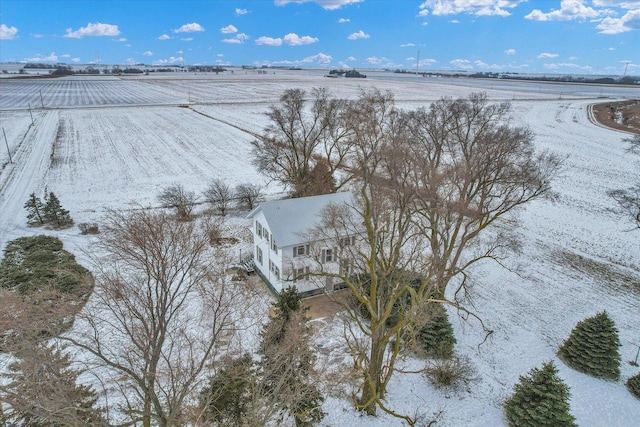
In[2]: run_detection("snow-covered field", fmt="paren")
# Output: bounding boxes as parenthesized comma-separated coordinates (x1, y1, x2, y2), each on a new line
(1, 71, 639, 426)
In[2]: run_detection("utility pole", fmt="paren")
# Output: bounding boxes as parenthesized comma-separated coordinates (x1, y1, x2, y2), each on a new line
(623, 61, 630, 77)
(2, 127, 12, 164)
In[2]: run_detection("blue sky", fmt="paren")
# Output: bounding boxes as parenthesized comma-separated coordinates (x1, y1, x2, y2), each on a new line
(1, 0, 638, 75)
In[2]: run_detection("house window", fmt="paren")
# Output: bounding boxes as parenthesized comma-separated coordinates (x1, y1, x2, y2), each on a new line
(340, 259, 354, 275)
(293, 244, 309, 257)
(269, 260, 279, 279)
(263, 228, 269, 241)
(256, 221, 262, 237)
(271, 236, 278, 254)
(292, 266, 310, 282)
(257, 247, 263, 265)
(322, 248, 334, 264)
(339, 236, 356, 247)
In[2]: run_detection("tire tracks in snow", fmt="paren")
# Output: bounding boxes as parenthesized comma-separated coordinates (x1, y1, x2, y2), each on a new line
(0, 110, 58, 248)
(185, 106, 262, 140)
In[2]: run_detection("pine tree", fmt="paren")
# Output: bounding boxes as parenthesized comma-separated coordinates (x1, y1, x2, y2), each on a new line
(558, 311, 621, 380)
(259, 287, 325, 426)
(43, 192, 74, 229)
(504, 361, 576, 427)
(24, 192, 45, 226)
(627, 372, 640, 399)
(199, 353, 255, 426)
(0, 343, 107, 426)
(416, 302, 456, 359)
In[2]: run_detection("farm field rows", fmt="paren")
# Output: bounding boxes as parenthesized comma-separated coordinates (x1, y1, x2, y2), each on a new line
(1, 72, 639, 426)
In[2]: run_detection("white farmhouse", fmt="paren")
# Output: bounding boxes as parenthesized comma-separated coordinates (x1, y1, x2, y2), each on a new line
(247, 192, 354, 296)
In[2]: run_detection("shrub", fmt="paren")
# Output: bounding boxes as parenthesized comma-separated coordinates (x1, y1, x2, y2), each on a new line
(627, 373, 640, 399)
(425, 355, 474, 389)
(203, 179, 233, 216)
(505, 361, 576, 427)
(157, 184, 197, 220)
(235, 183, 263, 210)
(558, 311, 621, 380)
(78, 223, 100, 235)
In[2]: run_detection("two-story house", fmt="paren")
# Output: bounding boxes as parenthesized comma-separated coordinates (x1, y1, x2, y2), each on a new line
(247, 192, 354, 295)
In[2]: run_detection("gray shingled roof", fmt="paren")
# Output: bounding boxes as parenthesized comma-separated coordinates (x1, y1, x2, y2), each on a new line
(247, 192, 353, 247)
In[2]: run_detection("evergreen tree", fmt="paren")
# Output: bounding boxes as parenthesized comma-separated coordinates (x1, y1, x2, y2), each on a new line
(43, 192, 74, 229)
(558, 311, 621, 380)
(24, 192, 45, 226)
(504, 361, 576, 427)
(199, 353, 255, 426)
(627, 372, 640, 399)
(416, 302, 456, 359)
(259, 287, 325, 426)
(0, 343, 107, 427)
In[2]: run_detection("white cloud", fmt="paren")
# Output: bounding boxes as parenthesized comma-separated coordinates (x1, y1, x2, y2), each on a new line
(505, 48, 516, 55)
(256, 36, 282, 46)
(284, 33, 318, 45)
(153, 56, 184, 65)
(220, 25, 238, 34)
(301, 52, 333, 64)
(275, 0, 363, 10)
(31, 33, 44, 39)
(25, 52, 58, 62)
(419, 0, 526, 17)
(525, 0, 615, 21)
(61, 54, 70, 58)
(158, 34, 171, 40)
(71, 58, 80, 63)
(124, 58, 136, 65)
(543, 62, 583, 70)
(174, 23, 204, 33)
(537, 52, 559, 58)
(0, 24, 18, 40)
(181, 37, 194, 41)
(64, 22, 120, 38)
(348, 30, 370, 40)
(597, 9, 640, 34)
(450, 58, 473, 69)
(593, 1, 640, 9)
(474, 60, 501, 69)
(235, 8, 249, 15)
(339, 18, 350, 23)
(345, 56, 356, 61)
(116, 37, 127, 42)
(223, 33, 249, 44)
(419, 58, 438, 66)
(143, 51, 153, 56)
(401, 43, 415, 47)
(450, 19, 461, 23)
(217, 53, 224, 57)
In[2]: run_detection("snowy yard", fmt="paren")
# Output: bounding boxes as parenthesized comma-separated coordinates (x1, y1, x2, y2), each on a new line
(0, 71, 639, 426)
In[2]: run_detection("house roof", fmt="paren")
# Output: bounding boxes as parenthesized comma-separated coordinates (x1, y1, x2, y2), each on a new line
(247, 192, 353, 247)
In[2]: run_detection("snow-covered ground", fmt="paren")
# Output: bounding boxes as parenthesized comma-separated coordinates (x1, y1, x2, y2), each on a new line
(1, 72, 639, 426)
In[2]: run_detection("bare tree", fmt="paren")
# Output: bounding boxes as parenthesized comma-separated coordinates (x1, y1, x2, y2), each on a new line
(235, 183, 263, 211)
(313, 91, 561, 423)
(609, 135, 640, 228)
(250, 87, 351, 197)
(62, 210, 241, 427)
(203, 178, 233, 216)
(158, 183, 197, 220)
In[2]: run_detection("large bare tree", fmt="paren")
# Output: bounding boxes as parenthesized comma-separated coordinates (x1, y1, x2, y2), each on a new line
(312, 91, 561, 423)
(250, 87, 351, 197)
(62, 210, 241, 427)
